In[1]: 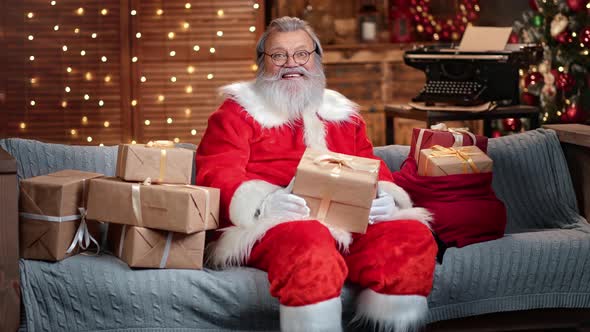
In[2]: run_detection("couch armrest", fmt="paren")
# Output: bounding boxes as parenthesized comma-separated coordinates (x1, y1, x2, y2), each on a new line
(544, 124, 590, 219)
(0, 146, 19, 332)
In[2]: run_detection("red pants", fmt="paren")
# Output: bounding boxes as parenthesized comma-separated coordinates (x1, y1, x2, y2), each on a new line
(247, 220, 437, 307)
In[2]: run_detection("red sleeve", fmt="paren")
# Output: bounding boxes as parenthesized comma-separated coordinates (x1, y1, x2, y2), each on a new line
(352, 114, 394, 182)
(196, 100, 280, 227)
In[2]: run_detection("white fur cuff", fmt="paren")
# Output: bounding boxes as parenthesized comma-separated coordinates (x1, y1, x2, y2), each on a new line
(281, 297, 343, 332)
(229, 180, 281, 227)
(354, 289, 428, 332)
(379, 181, 413, 209)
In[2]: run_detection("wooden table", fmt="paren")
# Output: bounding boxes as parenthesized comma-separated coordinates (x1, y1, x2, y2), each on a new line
(543, 124, 590, 219)
(384, 104, 541, 145)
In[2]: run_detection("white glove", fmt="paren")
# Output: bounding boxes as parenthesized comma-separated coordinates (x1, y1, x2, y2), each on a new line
(258, 179, 310, 221)
(369, 188, 399, 224)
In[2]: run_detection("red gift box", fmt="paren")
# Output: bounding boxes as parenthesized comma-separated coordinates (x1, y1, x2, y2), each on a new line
(409, 124, 488, 165)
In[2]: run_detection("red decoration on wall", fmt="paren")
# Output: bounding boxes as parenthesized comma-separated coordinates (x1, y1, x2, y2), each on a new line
(390, 0, 415, 42)
(409, 0, 480, 41)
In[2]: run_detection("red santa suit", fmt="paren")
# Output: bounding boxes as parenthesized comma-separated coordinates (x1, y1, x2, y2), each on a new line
(196, 81, 437, 332)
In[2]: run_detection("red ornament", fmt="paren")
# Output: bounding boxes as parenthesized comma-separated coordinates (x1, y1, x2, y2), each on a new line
(556, 30, 574, 44)
(509, 31, 520, 43)
(410, 0, 479, 41)
(521, 92, 538, 106)
(556, 72, 576, 92)
(580, 27, 590, 47)
(529, 0, 540, 11)
(390, 0, 415, 43)
(524, 72, 544, 87)
(492, 130, 502, 138)
(566, 0, 585, 11)
(561, 104, 587, 123)
(502, 118, 522, 132)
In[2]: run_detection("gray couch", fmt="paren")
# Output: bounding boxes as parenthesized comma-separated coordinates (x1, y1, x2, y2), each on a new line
(2, 128, 590, 332)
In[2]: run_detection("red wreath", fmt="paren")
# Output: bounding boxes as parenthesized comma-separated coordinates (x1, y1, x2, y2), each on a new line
(410, 0, 481, 41)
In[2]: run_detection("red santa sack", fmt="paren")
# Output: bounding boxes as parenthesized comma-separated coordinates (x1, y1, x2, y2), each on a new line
(392, 157, 507, 248)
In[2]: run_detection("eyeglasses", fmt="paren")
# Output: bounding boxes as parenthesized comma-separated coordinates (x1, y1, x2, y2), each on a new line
(263, 49, 316, 66)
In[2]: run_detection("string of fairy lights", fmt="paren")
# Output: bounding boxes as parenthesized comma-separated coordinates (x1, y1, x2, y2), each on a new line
(20, 1, 260, 145)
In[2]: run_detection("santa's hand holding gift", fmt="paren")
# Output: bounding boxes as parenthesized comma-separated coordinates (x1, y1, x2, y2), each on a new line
(196, 16, 437, 332)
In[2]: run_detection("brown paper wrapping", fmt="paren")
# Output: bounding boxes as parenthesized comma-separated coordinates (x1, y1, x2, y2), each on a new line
(292, 149, 380, 234)
(19, 170, 103, 261)
(116, 143, 194, 184)
(417, 145, 493, 176)
(86, 177, 219, 233)
(108, 224, 205, 269)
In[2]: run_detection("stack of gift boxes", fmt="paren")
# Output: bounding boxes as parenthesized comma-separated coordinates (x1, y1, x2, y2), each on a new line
(18, 141, 219, 270)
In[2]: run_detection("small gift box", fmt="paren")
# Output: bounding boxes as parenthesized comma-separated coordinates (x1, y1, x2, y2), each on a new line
(292, 149, 380, 234)
(417, 145, 493, 176)
(86, 177, 219, 233)
(116, 141, 194, 184)
(19, 170, 103, 261)
(108, 224, 205, 269)
(410, 124, 488, 166)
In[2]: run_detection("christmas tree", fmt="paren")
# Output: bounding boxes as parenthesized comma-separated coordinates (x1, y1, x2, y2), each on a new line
(512, 0, 589, 125)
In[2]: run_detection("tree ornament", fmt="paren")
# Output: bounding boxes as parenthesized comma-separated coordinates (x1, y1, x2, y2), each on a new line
(561, 103, 587, 123)
(525, 72, 544, 87)
(550, 14, 569, 37)
(556, 72, 576, 92)
(521, 92, 538, 105)
(509, 31, 520, 43)
(409, 0, 480, 41)
(556, 30, 574, 44)
(492, 129, 502, 138)
(580, 27, 590, 47)
(502, 118, 522, 132)
(533, 14, 544, 27)
(566, 0, 586, 12)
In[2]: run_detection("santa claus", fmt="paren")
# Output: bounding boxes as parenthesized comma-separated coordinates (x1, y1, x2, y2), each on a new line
(196, 16, 437, 332)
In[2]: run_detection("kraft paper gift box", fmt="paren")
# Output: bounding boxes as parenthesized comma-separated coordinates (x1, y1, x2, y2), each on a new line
(86, 177, 219, 233)
(19, 170, 103, 261)
(409, 125, 488, 166)
(116, 141, 194, 184)
(417, 145, 493, 176)
(108, 224, 205, 269)
(292, 149, 380, 234)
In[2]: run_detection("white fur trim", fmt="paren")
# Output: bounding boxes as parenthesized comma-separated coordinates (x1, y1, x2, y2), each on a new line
(281, 297, 343, 332)
(302, 110, 328, 151)
(326, 225, 352, 253)
(220, 82, 357, 128)
(378, 181, 433, 228)
(353, 289, 428, 332)
(378, 181, 413, 209)
(229, 180, 281, 228)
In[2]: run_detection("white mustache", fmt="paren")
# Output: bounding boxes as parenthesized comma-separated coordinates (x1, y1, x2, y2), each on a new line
(263, 66, 321, 81)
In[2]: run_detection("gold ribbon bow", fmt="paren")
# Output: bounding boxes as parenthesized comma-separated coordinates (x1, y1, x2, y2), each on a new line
(425, 145, 481, 175)
(145, 140, 175, 183)
(414, 124, 477, 162)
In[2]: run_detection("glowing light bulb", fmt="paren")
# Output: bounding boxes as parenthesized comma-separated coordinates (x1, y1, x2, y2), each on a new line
(170, 76, 177, 82)
(65, 86, 71, 92)
(166, 118, 173, 124)
(30, 77, 37, 84)
(91, 33, 97, 38)
(132, 56, 138, 62)
(169, 51, 176, 56)
(183, 22, 190, 29)
(249, 26, 256, 32)
(29, 56, 35, 61)
(157, 95, 165, 102)
(27, 12, 34, 19)
(144, 120, 151, 125)
(99, 143, 104, 147)
(185, 3, 191, 9)
(217, 31, 223, 37)
(30, 100, 36, 106)
(82, 116, 88, 124)
(191, 129, 197, 135)
(251, 64, 258, 71)
(209, 47, 215, 53)
(98, 100, 104, 106)
(193, 45, 200, 52)
(140, 76, 147, 82)
(51, 1, 56, 5)
(130, 9, 137, 15)
(84, 94, 90, 100)
(131, 140, 137, 144)
(156, 9, 163, 15)
(136, 32, 141, 38)
(174, 138, 180, 143)
(104, 75, 112, 82)
(207, 73, 214, 79)
(87, 136, 93, 142)
(28, 35, 34, 40)
(74, 28, 80, 34)
(103, 121, 110, 127)
(187, 66, 195, 73)
(80, 50, 86, 56)
(20, 123, 26, 129)
(558, 66, 564, 72)
(185, 85, 193, 93)
(168, 32, 175, 39)
(185, 108, 191, 115)
(67, 67, 72, 73)
(131, 100, 137, 106)
(71, 129, 77, 135)
(217, 9, 224, 16)
(85, 72, 93, 80)
(62, 45, 68, 51)
(253, 3, 260, 9)
(101, 8, 108, 15)
(101, 56, 107, 62)
(54, 25, 59, 31)
(77, 7, 84, 15)
(61, 101, 67, 108)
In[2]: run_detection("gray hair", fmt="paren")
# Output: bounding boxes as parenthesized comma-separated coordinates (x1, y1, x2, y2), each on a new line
(255, 17, 323, 75)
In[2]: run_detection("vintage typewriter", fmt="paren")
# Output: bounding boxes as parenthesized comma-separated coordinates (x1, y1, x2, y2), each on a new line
(404, 44, 542, 106)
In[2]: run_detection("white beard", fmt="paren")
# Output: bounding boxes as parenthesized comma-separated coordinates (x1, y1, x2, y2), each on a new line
(254, 64, 326, 121)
